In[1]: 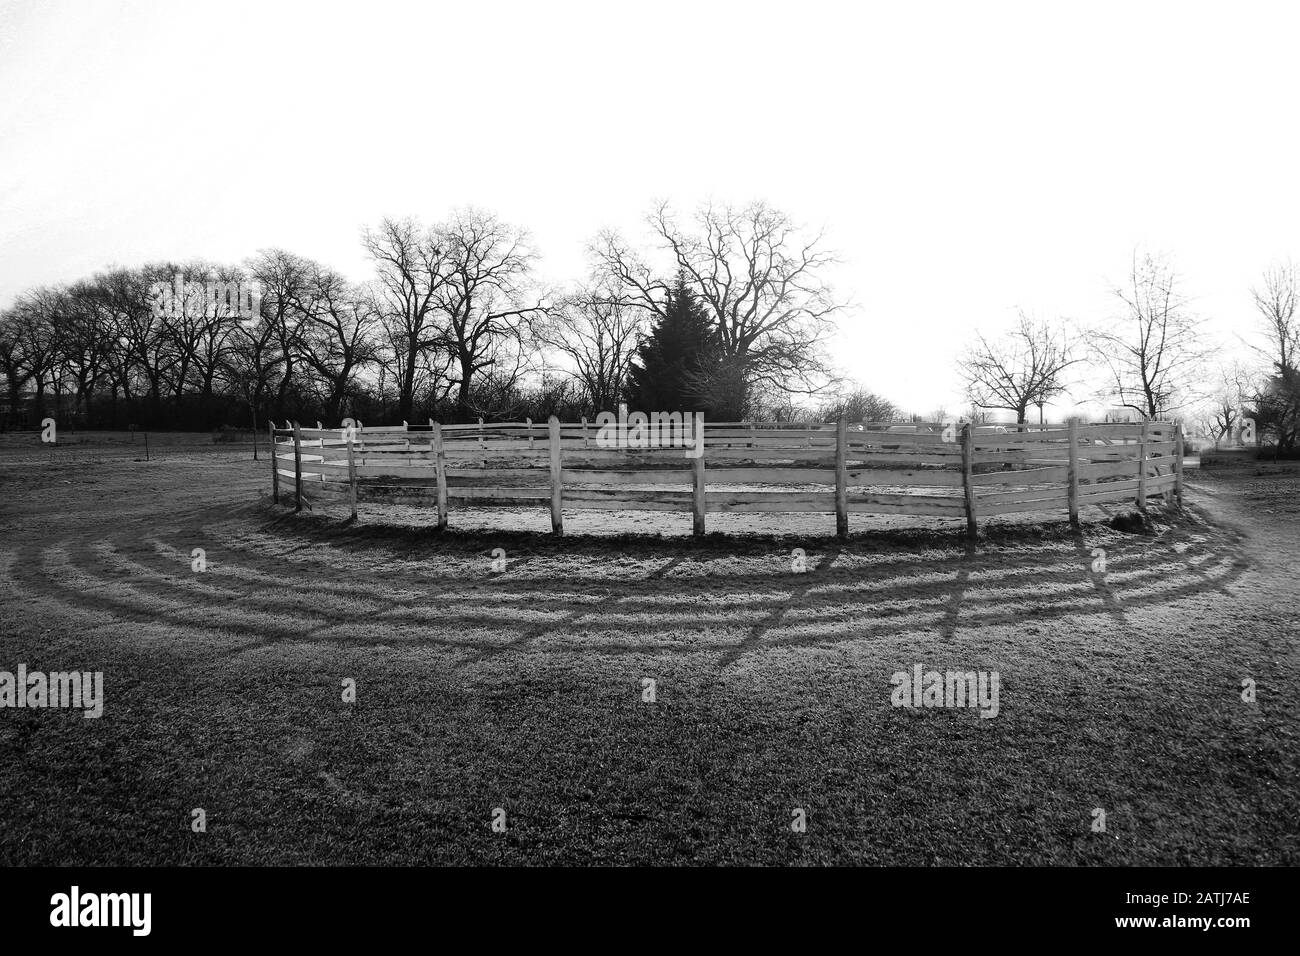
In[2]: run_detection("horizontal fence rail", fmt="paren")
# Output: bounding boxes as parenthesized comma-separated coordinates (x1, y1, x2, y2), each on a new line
(268, 417, 1185, 537)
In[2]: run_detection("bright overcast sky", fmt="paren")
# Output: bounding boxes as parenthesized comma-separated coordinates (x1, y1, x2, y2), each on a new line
(2, 0, 1297, 414)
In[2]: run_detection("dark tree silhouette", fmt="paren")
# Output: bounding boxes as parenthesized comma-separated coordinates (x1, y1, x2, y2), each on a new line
(624, 276, 720, 413)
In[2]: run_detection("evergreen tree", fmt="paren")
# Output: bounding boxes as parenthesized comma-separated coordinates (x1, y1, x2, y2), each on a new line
(624, 276, 720, 412)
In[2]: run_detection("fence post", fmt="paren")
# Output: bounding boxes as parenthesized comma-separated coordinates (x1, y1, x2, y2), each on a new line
(526, 417, 534, 449)
(835, 413, 848, 539)
(1067, 416, 1080, 528)
(269, 422, 279, 504)
(1136, 420, 1149, 511)
(548, 416, 563, 536)
(292, 421, 304, 513)
(478, 417, 485, 450)
(1173, 422, 1184, 509)
(433, 420, 448, 530)
(692, 421, 706, 536)
(345, 431, 358, 521)
(961, 423, 977, 539)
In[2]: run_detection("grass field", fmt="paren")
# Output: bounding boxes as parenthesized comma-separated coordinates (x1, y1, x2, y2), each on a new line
(0, 445, 1297, 865)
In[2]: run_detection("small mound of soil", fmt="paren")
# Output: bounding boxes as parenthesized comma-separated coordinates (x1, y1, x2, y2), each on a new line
(1109, 510, 1151, 534)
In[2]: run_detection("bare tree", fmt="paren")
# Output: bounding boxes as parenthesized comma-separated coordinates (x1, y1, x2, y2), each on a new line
(432, 208, 544, 416)
(1251, 260, 1299, 373)
(1093, 250, 1208, 419)
(1, 289, 61, 421)
(293, 265, 379, 423)
(362, 219, 450, 420)
(530, 284, 642, 411)
(593, 200, 845, 410)
(818, 386, 900, 424)
(247, 249, 313, 412)
(1247, 260, 1300, 457)
(959, 311, 1081, 425)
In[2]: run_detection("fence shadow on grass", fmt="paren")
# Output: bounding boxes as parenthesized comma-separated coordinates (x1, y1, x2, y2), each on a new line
(6, 498, 1251, 669)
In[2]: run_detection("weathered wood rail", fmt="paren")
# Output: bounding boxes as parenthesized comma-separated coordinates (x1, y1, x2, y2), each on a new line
(268, 417, 1183, 538)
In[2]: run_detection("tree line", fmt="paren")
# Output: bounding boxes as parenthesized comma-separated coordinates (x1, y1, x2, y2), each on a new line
(953, 251, 1300, 457)
(4, 206, 1298, 458)
(0, 201, 845, 431)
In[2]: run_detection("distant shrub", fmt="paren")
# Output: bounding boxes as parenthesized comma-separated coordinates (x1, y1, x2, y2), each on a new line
(212, 425, 252, 443)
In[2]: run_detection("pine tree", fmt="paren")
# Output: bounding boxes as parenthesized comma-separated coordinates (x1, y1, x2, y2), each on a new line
(624, 276, 720, 412)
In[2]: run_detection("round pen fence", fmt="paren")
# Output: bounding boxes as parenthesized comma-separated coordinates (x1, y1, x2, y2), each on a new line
(268, 417, 1185, 537)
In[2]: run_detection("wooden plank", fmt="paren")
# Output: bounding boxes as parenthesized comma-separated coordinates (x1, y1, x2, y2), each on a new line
(976, 484, 1073, 504)
(549, 415, 563, 536)
(446, 467, 552, 482)
(977, 494, 1071, 517)
(433, 421, 447, 530)
(848, 439, 962, 454)
(1148, 472, 1177, 492)
(565, 489, 693, 509)
(1078, 474, 1175, 501)
(961, 423, 977, 538)
(707, 491, 836, 513)
(972, 464, 1070, 487)
(1077, 458, 1146, 481)
(696, 447, 838, 462)
(1073, 423, 1148, 439)
(563, 468, 695, 485)
(346, 436, 358, 520)
(561, 494, 690, 513)
(847, 491, 965, 508)
(972, 448, 1072, 464)
(444, 486, 553, 501)
(847, 452, 961, 466)
(835, 414, 848, 538)
(1078, 485, 1145, 507)
(701, 467, 834, 485)
(269, 422, 279, 504)
(848, 430, 959, 447)
(692, 433, 706, 536)
(315, 462, 439, 478)
(847, 497, 967, 517)
(1136, 420, 1148, 511)
(871, 466, 984, 488)
(292, 422, 303, 513)
(1067, 417, 1079, 527)
(1174, 423, 1184, 508)
(972, 428, 1074, 445)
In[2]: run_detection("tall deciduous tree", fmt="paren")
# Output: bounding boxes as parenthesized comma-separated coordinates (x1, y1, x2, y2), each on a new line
(1247, 261, 1300, 456)
(362, 219, 449, 420)
(431, 208, 543, 417)
(531, 284, 643, 412)
(958, 311, 1080, 425)
(1094, 250, 1208, 419)
(595, 200, 844, 414)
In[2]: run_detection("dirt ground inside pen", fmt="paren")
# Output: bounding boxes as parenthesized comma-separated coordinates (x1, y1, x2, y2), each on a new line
(0, 444, 1297, 865)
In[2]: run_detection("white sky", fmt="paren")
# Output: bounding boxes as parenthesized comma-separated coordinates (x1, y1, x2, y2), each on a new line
(2, 0, 1297, 415)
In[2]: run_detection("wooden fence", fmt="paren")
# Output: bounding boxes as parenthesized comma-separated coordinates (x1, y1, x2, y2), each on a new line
(268, 417, 1184, 538)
